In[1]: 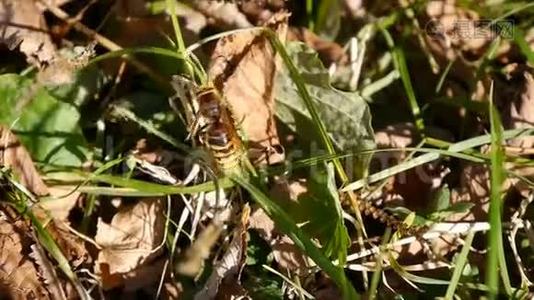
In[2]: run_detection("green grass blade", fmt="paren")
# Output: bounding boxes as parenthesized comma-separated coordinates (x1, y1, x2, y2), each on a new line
(435, 59, 454, 94)
(165, 0, 202, 80)
(386, 250, 451, 285)
(368, 228, 392, 300)
(445, 230, 475, 300)
(486, 84, 512, 298)
(392, 47, 425, 137)
(78, 186, 182, 197)
(475, 36, 501, 82)
(83, 173, 233, 195)
(378, 26, 425, 137)
(110, 105, 190, 152)
(27, 211, 90, 299)
(265, 30, 346, 182)
(489, 2, 534, 28)
(166, 0, 186, 53)
(232, 175, 359, 300)
(315, 0, 336, 34)
(2, 171, 89, 299)
(289, 147, 486, 170)
(88, 46, 185, 65)
(512, 28, 534, 66)
(306, 0, 314, 29)
(342, 128, 534, 191)
(361, 70, 400, 100)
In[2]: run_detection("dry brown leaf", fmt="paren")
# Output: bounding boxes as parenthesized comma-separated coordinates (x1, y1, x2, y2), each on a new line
(238, 0, 287, 25)
(112, 1, 201, 58)
(424, 0, 491, 62)
(249, 205, 311, 275)
(288, 27, 347, 65)
(194, 0, 252, 29)
(196, 205, 250, 300)
(43, 219, 89, 268)
(0, 209, 50, 299)
(119, 0, 208, 34)
(251, 178, 313, 274)
(95, 198, 166, 290)
(162, 281, 183, 300)
(35, 43, 95, 87)
(343, 0, 363, 17)
(271, 235, 311, 274)
(29, 243, 67, 300)
(36, 0, 72, 7)
(40, 185, 80, 221)
(374, 123, 417, 148)
(0, 0, 56, 65)
(208, 12, 289, 166)
(248, 205, 275, 240)
(0, 126, 88, 271)
(0, 126, 49, 196)
(450, 162, 520, 222)
(421, 0, 518, 91)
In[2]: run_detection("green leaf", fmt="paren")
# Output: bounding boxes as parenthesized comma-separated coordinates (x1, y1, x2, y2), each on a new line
(429, 184, 451, 212)
(243, 269, 283, 300)
(275, 42, 375, 177)
(0, 74, 89, 167)
(428, 202, 475, 222)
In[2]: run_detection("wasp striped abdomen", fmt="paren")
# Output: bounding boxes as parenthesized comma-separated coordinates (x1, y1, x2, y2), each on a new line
(205, 121, 243, 174)
(195, 87, 244, 175)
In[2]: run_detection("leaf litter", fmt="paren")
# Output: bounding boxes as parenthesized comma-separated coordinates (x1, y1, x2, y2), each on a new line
(0, 126, 87, 299)
(1, 0, 534, 299)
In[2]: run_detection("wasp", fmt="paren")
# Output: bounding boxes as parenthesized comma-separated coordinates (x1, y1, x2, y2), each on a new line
(171, 76, 249, 175)
(194, 86, 247, 176)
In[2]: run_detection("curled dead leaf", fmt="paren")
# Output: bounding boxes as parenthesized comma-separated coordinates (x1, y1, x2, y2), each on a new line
(249, 206, 310, 275)
(29, 243, 67, 300)
(0, 126, 49, 196)
(95, 198, 166, 290)
(208, 12, 289, 166)
(0, 126, 88, 282)
(40, 185, 80, 221)
(238, 0, 287, 25)
(288, 27, 347, 66)
(423, 0, 492, 63)
(0, 0, 56, 65)
(0, 208, 50, 299)
(194, 0, 252, 30)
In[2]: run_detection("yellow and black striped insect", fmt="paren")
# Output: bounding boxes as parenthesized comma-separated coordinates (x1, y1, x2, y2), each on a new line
(194, 86, 247, 176)
(171, 76, 247, 175)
